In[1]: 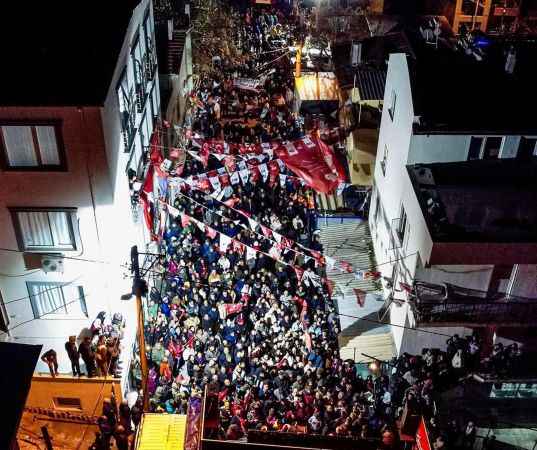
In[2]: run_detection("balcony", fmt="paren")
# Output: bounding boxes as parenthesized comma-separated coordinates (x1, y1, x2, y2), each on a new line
(410, 281, 537, 327)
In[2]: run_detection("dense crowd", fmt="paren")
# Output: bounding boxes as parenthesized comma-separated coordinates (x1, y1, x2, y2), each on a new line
(139, 2, 523, 449)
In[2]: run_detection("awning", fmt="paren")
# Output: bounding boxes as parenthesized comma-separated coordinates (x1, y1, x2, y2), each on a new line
(135, 413, 187, 450)
(295, 72, 340, 115)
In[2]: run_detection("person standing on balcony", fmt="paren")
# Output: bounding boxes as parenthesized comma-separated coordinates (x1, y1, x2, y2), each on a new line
(65, 335, 81, 377)
(41, 348, 59, 377)
(79, 336, 96, 377)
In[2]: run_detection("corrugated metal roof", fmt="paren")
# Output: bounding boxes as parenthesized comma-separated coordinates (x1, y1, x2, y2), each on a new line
(355, 69, 387, 101)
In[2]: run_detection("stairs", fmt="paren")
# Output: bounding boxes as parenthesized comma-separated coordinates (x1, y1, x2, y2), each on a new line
(316, 191, 346, 212)
(135, 413, 187, 450)
(319, 220, 394, 363)
(167, 30, 186, 74)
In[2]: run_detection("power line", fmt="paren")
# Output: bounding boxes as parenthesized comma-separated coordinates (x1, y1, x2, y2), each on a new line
(0, 247, 110, 264)
(0, 269, 41, 277)
(0, 293, 91, 336)
(3, 276, 84, 306)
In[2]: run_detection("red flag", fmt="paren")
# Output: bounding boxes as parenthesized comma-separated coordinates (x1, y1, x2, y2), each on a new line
(224, 302, 244, 316)
(206, 226, 218, 239)
(340, 261, 353, 273)
(294, 266, 304, 282)
(324, 278, 335, 296)
(207, 169, 218, 179)
(309, 250, 323, 262)
(186, 335, 195, 348)
(281, 236, 294, 249)
(260, 224, 272, 238)
(180, 213, 191, 228)
(232, 239, 245, 254)
(353, 288, 367, 307)
(268, 159, 280, 185)
(200, 144, 210, 168)
(274, 136, 346, 193)
(223, 197, 240, 208)
(198, 178, 211, 191)
(365, 270, 381, 280)
(249, 165, 260, 183)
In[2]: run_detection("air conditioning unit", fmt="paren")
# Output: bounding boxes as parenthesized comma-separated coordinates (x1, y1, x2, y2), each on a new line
(41, 256, 65, 273)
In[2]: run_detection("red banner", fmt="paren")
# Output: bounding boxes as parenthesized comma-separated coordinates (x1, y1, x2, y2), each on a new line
(415, 417, 432, 450)
(275, 135, 346, 193)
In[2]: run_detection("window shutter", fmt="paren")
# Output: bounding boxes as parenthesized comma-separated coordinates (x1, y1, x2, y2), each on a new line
(29, 283, 66, 317)
(48, 212, 72, 247)
(18, 212, 53, 247)
(2, 126, 37, 166)
(36, 126, 60, 165)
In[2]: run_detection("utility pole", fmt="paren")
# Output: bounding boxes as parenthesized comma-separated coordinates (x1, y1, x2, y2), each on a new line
(131, 246, 149, 412)
(41, 426, 53, 450)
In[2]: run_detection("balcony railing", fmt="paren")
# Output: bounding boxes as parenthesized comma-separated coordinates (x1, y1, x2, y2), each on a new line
(410, 281, 537, 327)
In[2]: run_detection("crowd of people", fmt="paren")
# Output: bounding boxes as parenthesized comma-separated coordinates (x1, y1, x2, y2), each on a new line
(139, 1, 523, 449)
(40, 311, 125, 379)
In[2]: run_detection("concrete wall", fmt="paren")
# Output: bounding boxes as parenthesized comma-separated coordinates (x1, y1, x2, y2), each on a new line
(0, 0, 158, 396)
(0, 106, 116, 371)
(26, 373, 121, 416)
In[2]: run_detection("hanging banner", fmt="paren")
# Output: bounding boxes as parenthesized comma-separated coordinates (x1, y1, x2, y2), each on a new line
(415, 417, 432, 450)
(233, 77, 262, 92)
(275, 135, 347, 193)
(184, 397, 203, 450)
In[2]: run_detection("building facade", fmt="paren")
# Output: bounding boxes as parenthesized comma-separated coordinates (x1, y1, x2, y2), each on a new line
(370, 50, 537, 355)
(0, 0, 160, 395)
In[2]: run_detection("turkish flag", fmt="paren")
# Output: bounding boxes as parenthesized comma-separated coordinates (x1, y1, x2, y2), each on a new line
(275, 135, 347, 193)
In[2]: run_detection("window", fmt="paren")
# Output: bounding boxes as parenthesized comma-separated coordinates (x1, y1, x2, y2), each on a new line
(482, 137, 503, 159)
(0, 124, 65, 170)
(27, 282, 88, 319)
(388, 90, 396, 121)
(517, 137, 537, 160)
(143, 9, 157, 81)
(54, 397, 82, 410)
(467, 136, 503, 160)
(468, 136, 483, 160)
(397, 205, 408, 243)
(380, 144, 389, 176)
(11, 208, 79, 252)
(0, 291, 9, 333)
(117, 70, 137, 151)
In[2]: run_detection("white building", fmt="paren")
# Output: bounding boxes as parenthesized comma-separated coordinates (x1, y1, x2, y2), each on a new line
(369, 30, 537, 355)
(0, 0, 160, 394)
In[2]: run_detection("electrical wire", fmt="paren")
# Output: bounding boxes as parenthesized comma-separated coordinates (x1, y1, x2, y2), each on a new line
(0, 269, 41, 277)
(0, 293, 91, 336)
(3, 276, 84, 306)
(0, 247, 110, 264)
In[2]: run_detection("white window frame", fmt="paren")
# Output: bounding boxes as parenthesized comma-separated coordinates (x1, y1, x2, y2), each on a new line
(467, 135, 504, 160)
(388, 90, 396, 121)
(10, 207, 79, 252)
(26, 282, 88, 319)
(517, 136, 537, 158)
(380, 144, 389, 176)
(397, 204, 408, 244)
(0, 123, 65, 171)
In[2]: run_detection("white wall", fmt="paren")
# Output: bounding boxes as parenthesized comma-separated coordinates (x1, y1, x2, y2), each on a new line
(408, 134, 471, 164)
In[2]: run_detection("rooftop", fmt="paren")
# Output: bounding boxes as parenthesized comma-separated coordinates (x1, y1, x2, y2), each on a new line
(407, 158, 537, 244)
(0, 0, 141, 106)
(403, 17, 537, 133)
